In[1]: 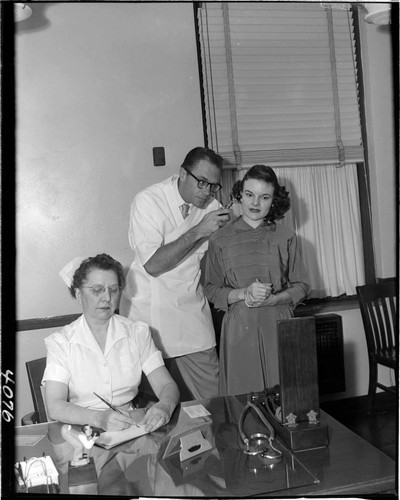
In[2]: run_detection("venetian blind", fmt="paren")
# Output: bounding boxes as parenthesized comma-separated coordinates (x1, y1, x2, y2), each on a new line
(198, 2, 364, 168)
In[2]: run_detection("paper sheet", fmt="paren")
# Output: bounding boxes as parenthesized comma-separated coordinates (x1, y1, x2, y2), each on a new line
(95, 424, 149, 449)
(182, 404, 211, 419)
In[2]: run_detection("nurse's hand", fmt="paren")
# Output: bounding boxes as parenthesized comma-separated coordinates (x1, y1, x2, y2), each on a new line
(138, 401, 173, 433)
(96, 409, 136, 432)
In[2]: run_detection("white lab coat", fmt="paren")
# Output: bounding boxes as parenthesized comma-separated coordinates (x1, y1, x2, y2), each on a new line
(120, 175, 220, 358)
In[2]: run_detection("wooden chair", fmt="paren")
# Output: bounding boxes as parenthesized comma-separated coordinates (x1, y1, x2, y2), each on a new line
(21, 357, 48, 425)
(356, 279, 398, 413)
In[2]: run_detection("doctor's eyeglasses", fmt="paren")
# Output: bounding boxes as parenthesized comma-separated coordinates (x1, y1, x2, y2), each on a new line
(184, 168, 222, 193)
(82, 284, 121, 296)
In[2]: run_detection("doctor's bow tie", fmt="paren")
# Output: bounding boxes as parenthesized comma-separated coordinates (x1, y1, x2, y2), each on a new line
(180, 203, 190, 219)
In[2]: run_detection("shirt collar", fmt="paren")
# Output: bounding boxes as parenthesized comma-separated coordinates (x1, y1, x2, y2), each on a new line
(171, 174, 192, 210)
(70, 314, 128, 356)
(104, 315, 128, 356)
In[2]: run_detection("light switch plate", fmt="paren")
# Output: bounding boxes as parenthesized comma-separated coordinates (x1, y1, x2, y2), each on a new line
(153, 147, 166, 166)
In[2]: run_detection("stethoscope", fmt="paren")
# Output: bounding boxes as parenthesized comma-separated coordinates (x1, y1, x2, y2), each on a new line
(238, 392, 283, 465)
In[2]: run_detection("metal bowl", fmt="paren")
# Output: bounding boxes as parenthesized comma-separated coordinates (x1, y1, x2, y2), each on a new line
(244, 433, 270, 455)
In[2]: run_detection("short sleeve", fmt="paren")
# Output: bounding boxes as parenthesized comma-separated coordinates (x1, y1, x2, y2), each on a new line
(142, 351, 164, 376)
(128, 191, 165, 266)
(42, 334, 71, 386)
(126, 320, 164, 376)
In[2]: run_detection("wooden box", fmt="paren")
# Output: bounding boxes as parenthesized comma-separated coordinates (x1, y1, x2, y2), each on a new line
(272, 317, 329, 451)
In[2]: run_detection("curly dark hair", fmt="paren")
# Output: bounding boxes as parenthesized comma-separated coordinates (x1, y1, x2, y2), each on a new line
(81, 425, 100, 437)
(181, 147, 223, 172)
(70, 253, 125, 298)
(231, 165, 290, 225)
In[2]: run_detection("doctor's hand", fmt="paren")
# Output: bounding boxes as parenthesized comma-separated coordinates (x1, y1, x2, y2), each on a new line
(195, 208, 232, 238)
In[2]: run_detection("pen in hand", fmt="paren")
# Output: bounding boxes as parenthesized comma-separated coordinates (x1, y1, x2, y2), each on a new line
(93, 392, 140, 427)
(93, 392, 124, 415)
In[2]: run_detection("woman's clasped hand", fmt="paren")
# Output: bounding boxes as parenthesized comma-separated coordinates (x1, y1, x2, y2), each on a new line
(244, 280, 274, 307)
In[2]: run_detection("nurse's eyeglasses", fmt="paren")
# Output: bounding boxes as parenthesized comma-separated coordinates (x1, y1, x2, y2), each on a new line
(82, 285, 121, 297)
(184, 168, 222, 194)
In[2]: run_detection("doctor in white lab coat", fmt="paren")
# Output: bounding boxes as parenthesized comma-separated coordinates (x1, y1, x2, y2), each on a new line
(120, 147, 231, 400)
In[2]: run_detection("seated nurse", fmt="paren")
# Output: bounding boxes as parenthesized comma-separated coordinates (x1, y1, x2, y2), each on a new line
(42, 253, 179, 433)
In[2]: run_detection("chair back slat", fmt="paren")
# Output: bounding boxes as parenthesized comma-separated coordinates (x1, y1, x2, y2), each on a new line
(388, 295, 397, 346)
(366, 299, 382, 351)
(382, 296, 395, 350)
(372, 296, 392, 351)
(356, 279, 398, 357)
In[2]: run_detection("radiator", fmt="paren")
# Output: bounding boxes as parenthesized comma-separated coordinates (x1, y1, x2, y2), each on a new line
(211, 306, 346, 395)
(315, 314, 346, 395)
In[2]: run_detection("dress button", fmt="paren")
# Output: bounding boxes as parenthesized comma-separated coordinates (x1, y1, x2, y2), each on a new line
(105, 380, 110, 385)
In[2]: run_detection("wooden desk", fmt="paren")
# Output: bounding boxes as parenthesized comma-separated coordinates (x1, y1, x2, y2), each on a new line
(14, 395, 396, 497)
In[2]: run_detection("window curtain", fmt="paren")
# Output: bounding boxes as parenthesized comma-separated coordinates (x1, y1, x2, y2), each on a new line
(198, 2, 364, 169)
(275, 164, 365, 297)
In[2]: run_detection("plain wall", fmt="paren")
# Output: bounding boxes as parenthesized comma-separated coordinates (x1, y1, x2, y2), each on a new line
(16, 2, 204, 319)
(15, 3, 395, 423)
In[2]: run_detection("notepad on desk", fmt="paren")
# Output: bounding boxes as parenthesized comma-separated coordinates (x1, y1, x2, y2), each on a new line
(95, 423, 149, 449)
